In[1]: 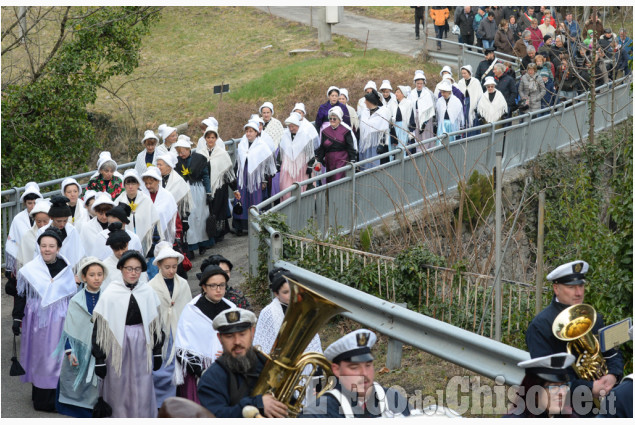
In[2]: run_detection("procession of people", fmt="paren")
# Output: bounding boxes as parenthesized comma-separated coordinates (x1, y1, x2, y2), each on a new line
(3, 6, 632, 416)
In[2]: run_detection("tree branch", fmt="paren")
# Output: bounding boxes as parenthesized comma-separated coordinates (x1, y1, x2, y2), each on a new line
(31, 6, 71, 83)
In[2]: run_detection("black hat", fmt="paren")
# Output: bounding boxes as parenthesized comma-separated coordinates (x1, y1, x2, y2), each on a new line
(485, 46, 496, 54)
(37, 227, 63, 247)
(200, 254, 234, 272)
(116, 250, 148, 272)
(106, 203, 131, 224)
(106, 222, 131, 246)
(22, 193, 41, 202)
(48, 195, 72, 218)
(543, 34, 552, 42)
(199, 265, 229, 287)
(364, 89, 382, 107)
(268, 267, 290, 293)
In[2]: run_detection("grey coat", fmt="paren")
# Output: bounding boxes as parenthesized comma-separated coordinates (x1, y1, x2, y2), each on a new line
(519, 72, 546, 112)
(477, 18, 497, 41)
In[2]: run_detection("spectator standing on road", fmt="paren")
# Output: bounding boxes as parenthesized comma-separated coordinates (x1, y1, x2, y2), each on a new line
(518, 6, 538, 34)
(583, 13, 604, 40)
(563, 12, 580, 40)
(477, 12, 497, 50)
(521, 46, 537, 73)
(616, 29, 633, 76)
(502, 6, 520, 23)
(493, 63, 517, 118)
(430, 7, 450, 50)
(539, 15, 556, 40)
(473, 7, 486, 48)
(514, 30, 532, 58)
(527, 18, 544, 51)
(495, 19, 516, 56)
(455, 6, 475, 49)
(411, 6, 424, 40)
(519, 63, 546, 113)
(540, 68, 556, 110)
(508, 15, 520, 42)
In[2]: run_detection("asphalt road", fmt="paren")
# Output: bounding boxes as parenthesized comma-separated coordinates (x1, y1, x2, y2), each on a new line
(1, 231, 249, 418)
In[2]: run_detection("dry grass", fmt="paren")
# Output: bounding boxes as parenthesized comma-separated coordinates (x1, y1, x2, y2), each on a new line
(86, 6, 440, 162)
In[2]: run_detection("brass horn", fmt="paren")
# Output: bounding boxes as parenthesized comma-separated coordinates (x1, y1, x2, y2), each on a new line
(552, 303, 608, 382)
(250, 277, 346, 418)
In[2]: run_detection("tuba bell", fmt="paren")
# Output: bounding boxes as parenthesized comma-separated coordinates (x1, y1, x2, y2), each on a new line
(250, 277, 346, 417)
(552, 303, 608, 381)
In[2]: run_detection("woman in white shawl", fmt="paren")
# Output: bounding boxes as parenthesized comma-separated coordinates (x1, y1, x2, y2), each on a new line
(279, 112, 315, 201)
(358, 89, 391, 170)
(254, 268, 322, 356)
(174, 265, 236, 403)
(79, 192, 116, 260)
(148, 241, 192, 409)
(14, 227, 77, 412)
(134, 130, 160, 176)
(53, 257, 108, 417)
(61, 178, 89, 227)
(5, 182, 43, 276)
(476, 77, 509, 128)
(338, 89, 359, 133)
(157, 152, 192, 220)
(16, 199, 51, 271)
(260, 101, 284, 148)
(114, 168, 161, 257)
(37, 195, 86, 270)
(357, 80, 377, 118)
(408, 70, 437, 151)
(457, 65, 484, 134)
(197, 125, 237, 242)
(156, 123, 178, 156)
(435, 79, 465, 143)
(292, 102, 320, 150)
(196, 117, 226, 152)
(91, 251, 163, 418)
(232, 120, 277, 236)
(392, 85, 414, 150)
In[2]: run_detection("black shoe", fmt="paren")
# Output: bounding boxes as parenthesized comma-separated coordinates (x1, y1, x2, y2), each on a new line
(415, 35, 420, 40)
(437, 45, 441, 50)
(236, 229, 244, 237)
(188, 250, 195, 260)
(199, 247, 207, 256)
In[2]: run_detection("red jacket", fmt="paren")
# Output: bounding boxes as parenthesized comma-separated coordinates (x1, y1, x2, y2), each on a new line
(528, 27, 543, 51)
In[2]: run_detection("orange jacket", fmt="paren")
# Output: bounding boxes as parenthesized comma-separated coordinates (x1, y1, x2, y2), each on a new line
(430, 7, 450, 26)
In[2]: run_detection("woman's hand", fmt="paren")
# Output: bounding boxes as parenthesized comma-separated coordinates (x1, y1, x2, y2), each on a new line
(234, 190, 241, 201)
(67, 353, 79, 367)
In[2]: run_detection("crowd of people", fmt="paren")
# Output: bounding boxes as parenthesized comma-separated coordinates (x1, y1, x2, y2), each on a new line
(419, 7, 632, 112)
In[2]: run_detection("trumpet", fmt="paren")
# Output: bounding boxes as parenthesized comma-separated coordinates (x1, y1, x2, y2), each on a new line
(249, 277, 346, 418)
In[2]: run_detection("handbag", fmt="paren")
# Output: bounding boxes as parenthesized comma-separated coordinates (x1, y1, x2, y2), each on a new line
(452, 24, 460, 36)
(376, 142, 388, 155)
(517, 97, 530, 112)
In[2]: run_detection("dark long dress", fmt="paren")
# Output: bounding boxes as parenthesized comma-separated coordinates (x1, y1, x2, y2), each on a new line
(316, 125, 356, 183)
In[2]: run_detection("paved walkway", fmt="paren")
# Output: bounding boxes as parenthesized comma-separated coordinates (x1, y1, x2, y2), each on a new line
(255, 6, 463, 59)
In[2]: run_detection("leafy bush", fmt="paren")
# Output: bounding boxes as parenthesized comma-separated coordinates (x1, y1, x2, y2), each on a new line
(457, 170, 495, 229)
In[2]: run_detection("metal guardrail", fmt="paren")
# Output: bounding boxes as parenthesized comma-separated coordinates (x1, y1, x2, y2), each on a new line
(251, 76, 631, 240)
(1, 138, 239, 267)
(277, 260, 529, 386)
(427, 36, 522, 74)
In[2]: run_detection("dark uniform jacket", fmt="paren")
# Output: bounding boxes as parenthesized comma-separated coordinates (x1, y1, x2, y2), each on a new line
(526, 298, 624, 416)
(300, 382, 411, 418)
(494, 73, 518, 111)
(197, 351, 267, 418)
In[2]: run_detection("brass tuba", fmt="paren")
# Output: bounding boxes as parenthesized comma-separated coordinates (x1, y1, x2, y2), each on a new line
(552, 303, 608, 381)
(250, 277, 346, 417)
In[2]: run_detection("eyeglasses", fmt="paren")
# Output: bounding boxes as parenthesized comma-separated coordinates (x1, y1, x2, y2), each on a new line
(546, 384, 569, 394)
(329, 117, 339, 121)
(122, 266, 143, 273)
(203, 283, 226, 290)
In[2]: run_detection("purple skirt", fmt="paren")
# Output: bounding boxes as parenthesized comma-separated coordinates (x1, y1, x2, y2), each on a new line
(176, 373, 201, 404)
(20, 300, 66, 389)
(324, 150, 349, 183)
(103, 324, 157, 418)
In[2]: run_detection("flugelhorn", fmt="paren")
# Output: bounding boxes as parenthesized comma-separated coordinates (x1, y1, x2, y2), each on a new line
(552, 303, 608, 381)
(249, 277, 346, 418)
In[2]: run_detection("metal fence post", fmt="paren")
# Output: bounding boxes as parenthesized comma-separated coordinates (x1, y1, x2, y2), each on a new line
(269, 230, 282, 272)
(346, 164, 356, 233)
(535, 191, 546, 314)
(386, 302, 407, 369)
(494, 152, 502, 342)
(248, 208, 259, 276)
(293, 183, 302, 232)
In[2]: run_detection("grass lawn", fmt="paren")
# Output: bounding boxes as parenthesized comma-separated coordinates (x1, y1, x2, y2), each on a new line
(89, 6, 441, 162)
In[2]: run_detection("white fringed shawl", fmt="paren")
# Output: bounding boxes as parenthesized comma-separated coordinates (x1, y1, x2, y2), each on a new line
(435, 95, 465, 130)
(263, 117, 284, 148)
(279, 126, 315, 178)
(5, 210, 33, 272)
(358, 106, 391, 153)
(148, 272, 192, 363)
(414, 89, 437, 125)
(457, 78, 484, 125)
(197, 144, 235, 195)
(476, 90, 509, 124)
(300, 118, 320, 150)
(152, 187, 178, 244)
(17, 254, 76, 329)
(173, 295, 236, 385)
(236, 135, 277, 193)
(114, 191, 161, 255)
(163, 169, 192, 218)
(92, 280, 162, 376)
